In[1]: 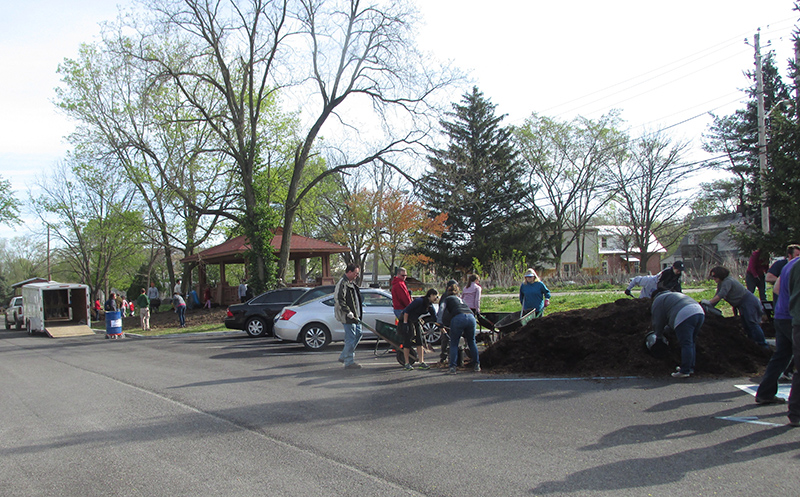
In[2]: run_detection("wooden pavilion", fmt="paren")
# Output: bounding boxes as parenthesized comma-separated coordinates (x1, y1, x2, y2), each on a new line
(180, 229, 350, 306)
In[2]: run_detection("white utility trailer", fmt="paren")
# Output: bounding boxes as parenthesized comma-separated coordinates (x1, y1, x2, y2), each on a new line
(22, 282, 94, 338)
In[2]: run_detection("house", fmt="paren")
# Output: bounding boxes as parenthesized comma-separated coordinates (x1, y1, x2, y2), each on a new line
(663, 213, 746, 273)
(541, 225, 665, 276)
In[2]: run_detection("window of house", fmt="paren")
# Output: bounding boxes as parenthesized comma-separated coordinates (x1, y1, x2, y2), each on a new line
(563, 263, 577, 275)
(602, 261, 608, 274)
(601, 237, 608, 248)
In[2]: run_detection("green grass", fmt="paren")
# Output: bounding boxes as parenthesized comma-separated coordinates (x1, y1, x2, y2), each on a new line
(480, 285, 740, 316)
(481, 293, 622, 313)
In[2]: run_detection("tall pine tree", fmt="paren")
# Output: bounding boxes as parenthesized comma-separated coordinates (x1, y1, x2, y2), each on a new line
(417, 87, 535, 275)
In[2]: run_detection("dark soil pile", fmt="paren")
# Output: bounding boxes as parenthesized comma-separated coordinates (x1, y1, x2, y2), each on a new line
(121, 306, 228, 330)
(480, 298, 772, 378)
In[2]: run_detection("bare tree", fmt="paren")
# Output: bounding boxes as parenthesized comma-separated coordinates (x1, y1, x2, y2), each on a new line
(57, 36, 235, 293)
(277, 0, 457, 281)
(111, 0, 455, 289)
(30, 160, 145, 300)
(609, 131, 695, 267)
(515, 112, 627, 275)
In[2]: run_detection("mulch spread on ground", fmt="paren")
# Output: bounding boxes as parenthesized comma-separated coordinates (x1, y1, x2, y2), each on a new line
(479, 298, 773, 378)
(121, 306, 228, 330)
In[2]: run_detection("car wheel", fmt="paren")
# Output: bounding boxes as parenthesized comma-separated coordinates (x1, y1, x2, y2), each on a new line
(15, 317, 22, 330)
(5, 320, 10, 330)
(245, 317, 269, 337)
(422, 319, 441, 345)
(301, 323, 331, 351)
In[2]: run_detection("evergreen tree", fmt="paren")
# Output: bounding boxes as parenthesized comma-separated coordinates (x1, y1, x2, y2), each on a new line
(417, 87, 536, 274)
(703, 52, 791, 210)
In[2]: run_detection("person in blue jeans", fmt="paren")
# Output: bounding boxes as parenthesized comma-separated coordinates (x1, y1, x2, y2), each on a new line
(705, 266, 768, 347)
(440, 284, 480, 374)
(651, 291, 705, 378)
(333, 264, 364, 370)
(755, 254, 799, 404)
(173, 292, 187, 328)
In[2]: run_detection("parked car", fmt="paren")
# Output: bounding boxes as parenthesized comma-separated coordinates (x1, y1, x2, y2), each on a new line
(293, 285, 334, 306)
(273, 288, 439, 350)
(5, 296, 23, 330)
(224, 287, 311, 337)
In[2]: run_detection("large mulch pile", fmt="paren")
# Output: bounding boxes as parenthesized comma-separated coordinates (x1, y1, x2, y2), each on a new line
(479, 298, 773, 378)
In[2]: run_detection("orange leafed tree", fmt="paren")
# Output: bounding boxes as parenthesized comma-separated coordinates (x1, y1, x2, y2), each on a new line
(378, 188, 448, 274)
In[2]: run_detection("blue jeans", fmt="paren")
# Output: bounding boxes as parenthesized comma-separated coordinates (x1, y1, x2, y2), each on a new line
(790, 324, 800, 423)
(177, 305, 186, 327)
(339, 322, 362, 366)
(737, 293, 766, 346)
(449, 313, 478, 369)
(756, 318, 793, 399)
(675, 313, 704, 374)
(393, 309, 403, 320)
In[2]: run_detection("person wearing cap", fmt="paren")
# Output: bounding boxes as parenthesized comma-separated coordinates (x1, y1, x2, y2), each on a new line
(702, 266, 767, 347)
(656, 261, 684, 296)
(519, 268, 550, 317)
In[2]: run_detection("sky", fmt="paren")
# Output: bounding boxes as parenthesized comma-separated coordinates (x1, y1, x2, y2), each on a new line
(0, 0, 798, 241)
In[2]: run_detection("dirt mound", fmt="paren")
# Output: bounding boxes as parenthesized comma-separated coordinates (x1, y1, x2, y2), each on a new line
(480, 298, 772, 378)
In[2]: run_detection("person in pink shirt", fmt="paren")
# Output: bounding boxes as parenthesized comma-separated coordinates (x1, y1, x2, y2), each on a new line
(462, 274, 482, 314)
(390, 267, 412, 320)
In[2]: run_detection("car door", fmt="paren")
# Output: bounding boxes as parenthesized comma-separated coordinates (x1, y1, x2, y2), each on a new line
(360, 291, 394, 337)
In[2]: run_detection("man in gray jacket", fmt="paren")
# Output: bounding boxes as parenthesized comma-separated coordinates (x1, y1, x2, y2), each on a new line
(651, 291, 705, 378)
(334, 264, 363, 369)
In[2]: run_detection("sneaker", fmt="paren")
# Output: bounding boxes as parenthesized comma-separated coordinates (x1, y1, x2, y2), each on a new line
(417, 362, 430, 370)
(755, 396, 786, 405)
(789, 418, 800, 427)
(403, 363, 414, 371)
(779, 372, 793, 382)
(344, 362, 362, 370)
(473, 364, 481, 372)
(448, 367, 457, 374)
(338, 357, 344, 363)
(671, 371, 691, 378)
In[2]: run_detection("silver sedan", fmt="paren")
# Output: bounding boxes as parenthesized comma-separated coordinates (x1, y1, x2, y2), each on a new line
(273, 288, 440, 350)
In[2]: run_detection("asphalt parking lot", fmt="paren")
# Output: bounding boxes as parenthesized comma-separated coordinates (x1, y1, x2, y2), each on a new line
(1, 329, 797, 496)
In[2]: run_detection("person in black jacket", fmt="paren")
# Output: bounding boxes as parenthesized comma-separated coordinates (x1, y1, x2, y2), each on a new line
(440, 284, 480, 374)
(399, 289, 438, 371)
(655, 261, 684, 296)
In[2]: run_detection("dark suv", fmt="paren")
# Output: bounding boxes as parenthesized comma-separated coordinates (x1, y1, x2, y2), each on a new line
(225, 287, 311, 337)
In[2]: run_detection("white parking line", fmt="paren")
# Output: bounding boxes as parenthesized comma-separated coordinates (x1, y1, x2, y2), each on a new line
(735, 384, 791, 400)
(716, 416, 785, 427)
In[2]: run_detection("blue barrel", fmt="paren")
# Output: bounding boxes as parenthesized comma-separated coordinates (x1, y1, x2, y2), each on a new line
(105, 311, 123, 336)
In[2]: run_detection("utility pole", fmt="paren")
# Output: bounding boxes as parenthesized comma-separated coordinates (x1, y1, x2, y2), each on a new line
(754, 29, 770, 234)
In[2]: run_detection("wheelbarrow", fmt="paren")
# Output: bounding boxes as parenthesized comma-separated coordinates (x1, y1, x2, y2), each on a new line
(361, 319, 418, 366)
(493, 309, 539, 336)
